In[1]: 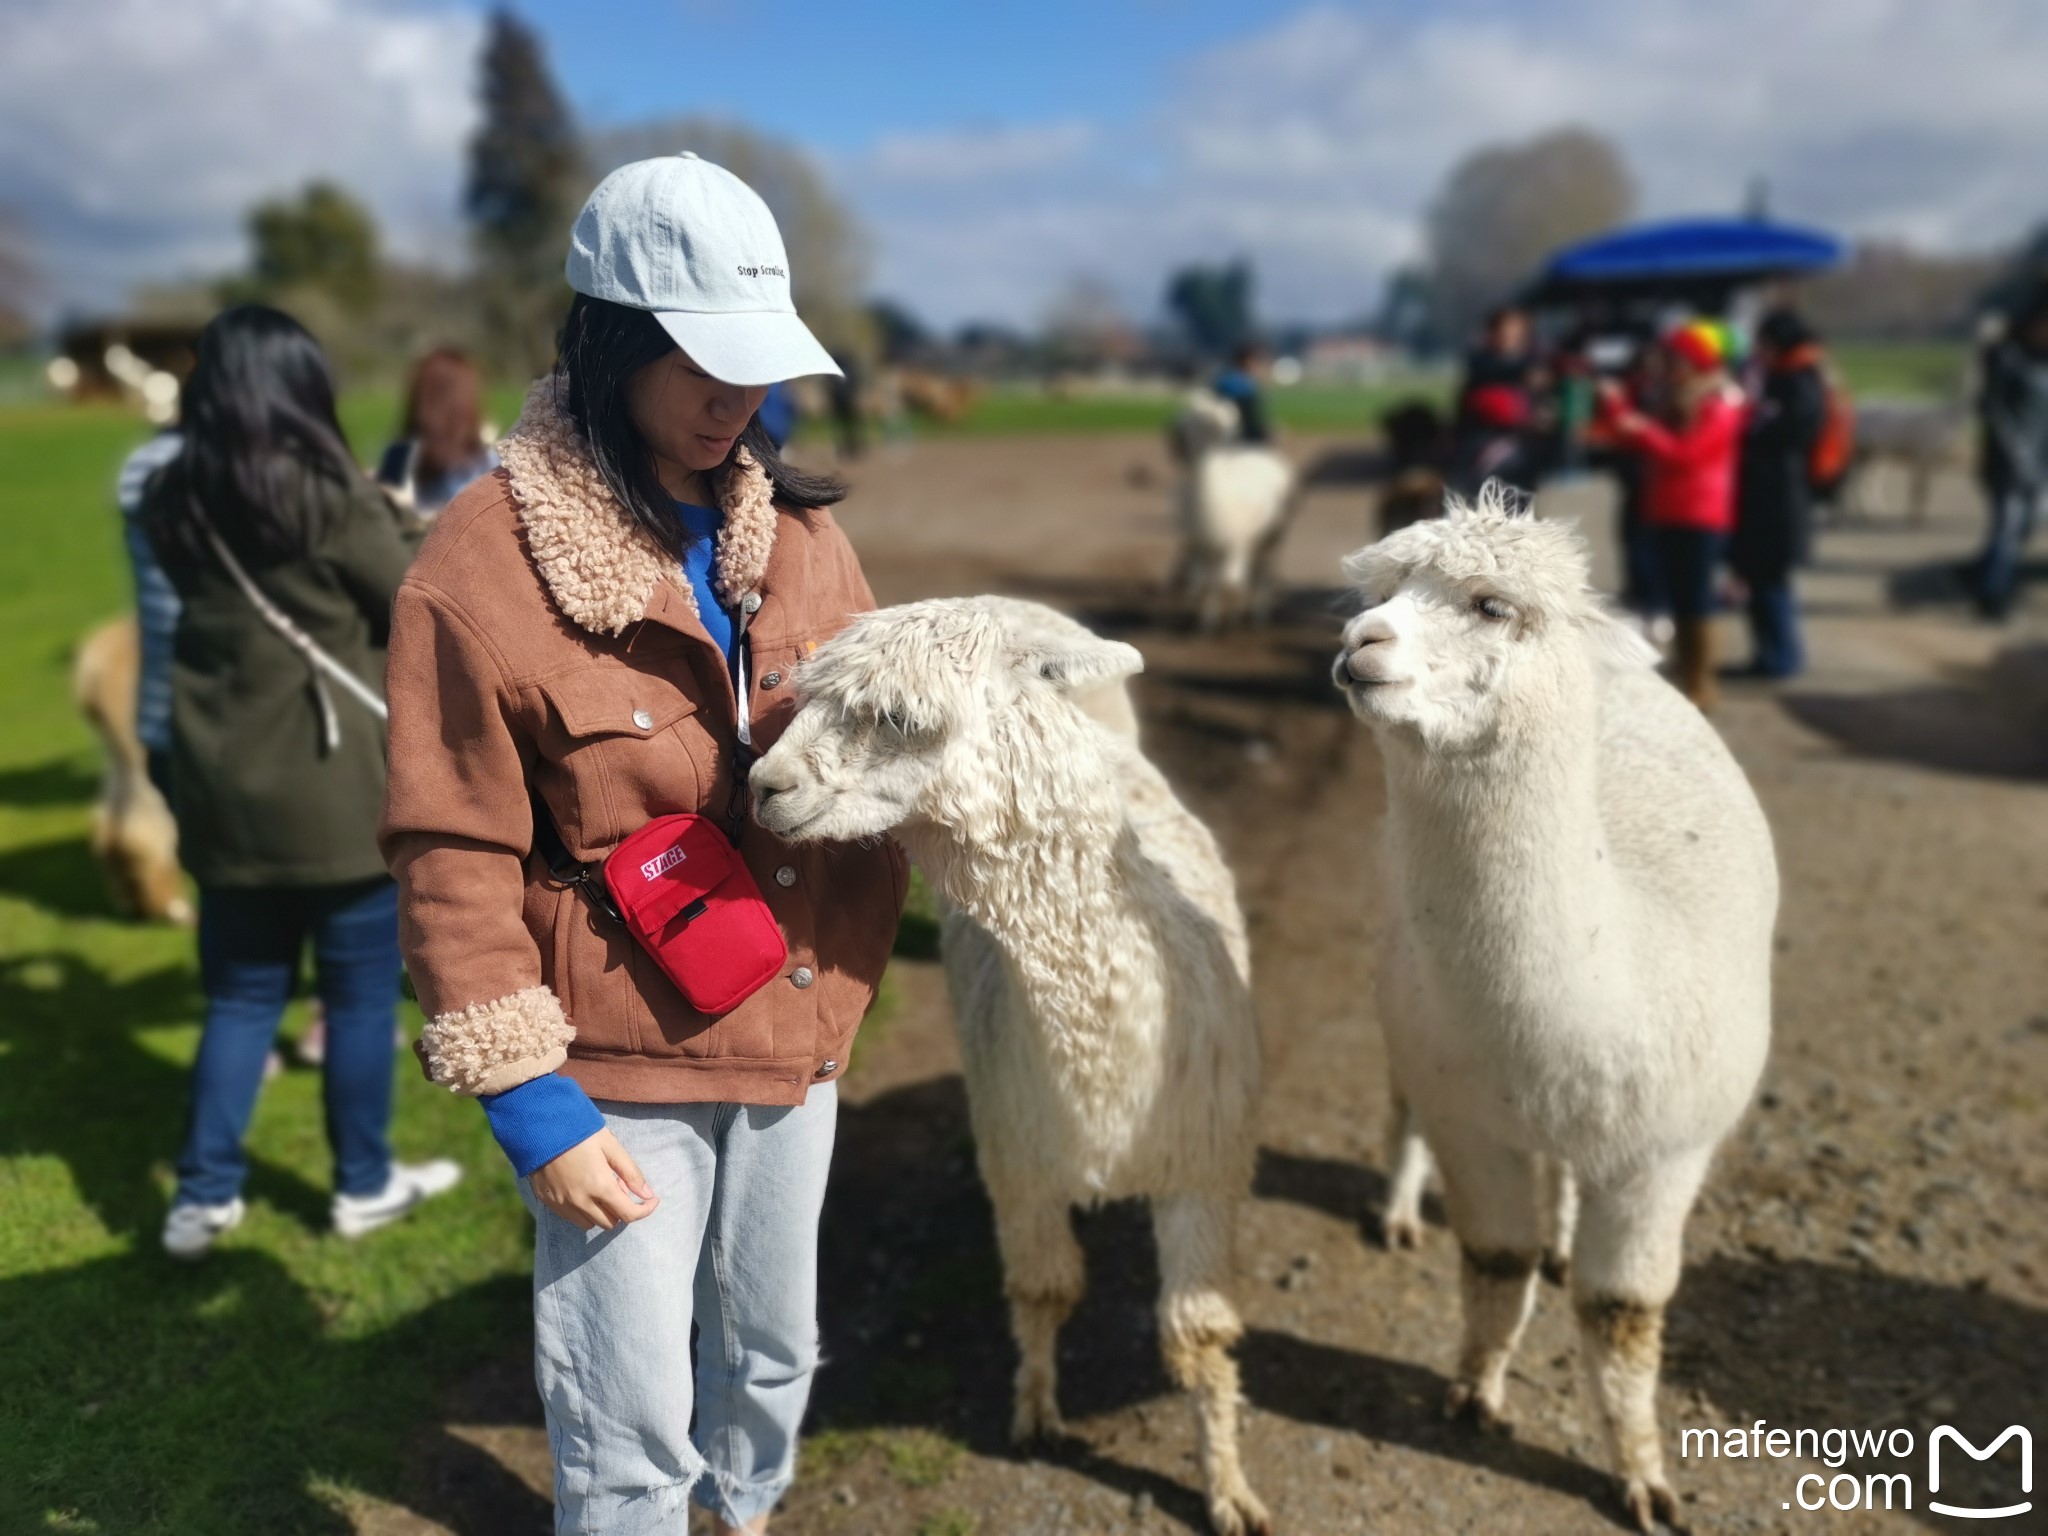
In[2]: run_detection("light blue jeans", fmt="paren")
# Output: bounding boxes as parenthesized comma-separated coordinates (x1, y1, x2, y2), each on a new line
(521, 1086, 838, 1533)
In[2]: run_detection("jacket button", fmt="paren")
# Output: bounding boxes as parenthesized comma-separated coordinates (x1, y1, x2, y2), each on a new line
(790, 966, 814, 989)
(742, 592, 763, 615)
(760, 671, 782, 689)
(815, 1059, 838, 1077)
(632, 708, 654, 730)
(774, 865, 796, 887)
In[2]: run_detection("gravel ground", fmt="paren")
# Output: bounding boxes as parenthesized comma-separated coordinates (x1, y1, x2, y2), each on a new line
(374, 433, 2047, 1536)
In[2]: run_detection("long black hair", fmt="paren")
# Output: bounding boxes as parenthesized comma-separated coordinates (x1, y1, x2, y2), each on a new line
(147, 304, 364, 569)
(554, 293, 845, 561)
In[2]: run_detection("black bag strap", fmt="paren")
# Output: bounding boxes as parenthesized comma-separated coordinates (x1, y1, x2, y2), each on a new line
(530, 787, 622, 924)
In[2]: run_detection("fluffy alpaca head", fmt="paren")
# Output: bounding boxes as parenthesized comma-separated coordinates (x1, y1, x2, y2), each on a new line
(1332, 482, 1654, 752)
(1169, 389, 1241, 462)
(750, 596, 1143, 848)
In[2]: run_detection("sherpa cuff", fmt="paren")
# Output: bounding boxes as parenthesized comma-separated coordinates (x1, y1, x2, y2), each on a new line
(418, 984, 575, 1096)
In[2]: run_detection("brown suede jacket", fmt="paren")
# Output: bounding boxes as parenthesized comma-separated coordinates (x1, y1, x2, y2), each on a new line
(380, 381, 906, 1104)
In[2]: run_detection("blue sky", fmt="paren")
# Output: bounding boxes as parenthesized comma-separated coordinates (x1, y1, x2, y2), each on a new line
(516, 0, 1275, 147)
(6, 1, 2048, 328)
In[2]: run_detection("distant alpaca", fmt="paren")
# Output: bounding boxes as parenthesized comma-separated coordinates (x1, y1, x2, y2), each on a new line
(1333, 487, 1776, 1531)
(751, 597, 1270, 1536)
(1166, 390, 1297, 629)
(74, 616, 190, 925)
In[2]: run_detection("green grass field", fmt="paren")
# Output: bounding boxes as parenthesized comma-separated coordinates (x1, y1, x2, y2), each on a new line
(0, 398, 545, 1533)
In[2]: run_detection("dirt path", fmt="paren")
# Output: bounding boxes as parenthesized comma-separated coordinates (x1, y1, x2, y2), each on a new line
(381, 434, 2048, 1536)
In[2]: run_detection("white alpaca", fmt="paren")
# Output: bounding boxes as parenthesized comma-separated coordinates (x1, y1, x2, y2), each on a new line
(1333, 487, 1776, 1532)
(1166, 390, 1296, 630)
(751, 597, 1270, 1536)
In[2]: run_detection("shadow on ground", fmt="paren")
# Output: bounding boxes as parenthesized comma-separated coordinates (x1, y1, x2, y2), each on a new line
(1667, 1255, 2047, 1529)
(1782, 643, 2048, 780)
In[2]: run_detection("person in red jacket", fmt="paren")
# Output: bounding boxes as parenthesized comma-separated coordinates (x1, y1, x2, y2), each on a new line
(1599, 321, 1746, 708)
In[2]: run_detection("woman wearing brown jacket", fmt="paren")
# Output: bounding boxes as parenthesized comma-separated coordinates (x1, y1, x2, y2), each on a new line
(380, 155, 904, 1535)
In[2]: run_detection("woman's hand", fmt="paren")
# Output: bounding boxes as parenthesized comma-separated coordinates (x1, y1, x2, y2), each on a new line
(530, 1129, 660, 1231)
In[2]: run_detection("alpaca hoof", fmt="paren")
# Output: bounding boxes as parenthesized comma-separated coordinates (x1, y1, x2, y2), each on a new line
(1443, 1379, 1511, 1436)
(1379, 1207, 1423, 1252)
(1623, 1476, 1682, 1533)
(1010, 1396, 1064, 1447)
(1206, 1485, 1273, 1536)
(1540, 1248, 1571, 1287)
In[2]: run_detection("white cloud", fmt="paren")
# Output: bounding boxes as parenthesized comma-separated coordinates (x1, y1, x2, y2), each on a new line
(0, 0, 481, 316)
(842, 0, 2048, 329)
(862, 121, 1095, 186)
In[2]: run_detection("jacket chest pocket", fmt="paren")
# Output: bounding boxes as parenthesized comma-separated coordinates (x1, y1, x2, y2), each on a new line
(744, 628, 834, 754)
(534, 668, 704, 855)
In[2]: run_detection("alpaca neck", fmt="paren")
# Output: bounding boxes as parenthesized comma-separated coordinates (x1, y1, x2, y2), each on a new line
(909, 759, 1140, 1052)
(1382, 668, 1619, 962)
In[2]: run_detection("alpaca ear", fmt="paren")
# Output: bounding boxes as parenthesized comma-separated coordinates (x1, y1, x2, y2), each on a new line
(1012, 633, 1145, 692)
(1578, 609, 1659, 671)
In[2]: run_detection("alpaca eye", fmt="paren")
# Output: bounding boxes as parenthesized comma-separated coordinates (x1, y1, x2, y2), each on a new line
(1475, 596, 1514, 622)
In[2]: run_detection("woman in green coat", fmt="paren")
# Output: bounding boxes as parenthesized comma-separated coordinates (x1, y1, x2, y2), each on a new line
(143, 305, 460, 1258)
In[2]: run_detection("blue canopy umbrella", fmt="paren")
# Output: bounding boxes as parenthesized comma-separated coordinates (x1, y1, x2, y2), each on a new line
(1530, 218, 1845, 305)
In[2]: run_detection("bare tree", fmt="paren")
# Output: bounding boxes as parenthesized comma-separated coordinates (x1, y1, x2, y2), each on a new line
(1805, 240, 2001, 340)
(589, 119, 872, 361)
(0, 207, 36, 348)
(1426, 127, 1635, 344)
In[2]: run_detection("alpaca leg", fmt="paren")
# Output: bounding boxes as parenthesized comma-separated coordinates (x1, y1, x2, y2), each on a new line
(989, 1183, 1083, 1444)
(1427, 1120, 1544, 1433)
(1378, 1086, 1432, 1251)
(1571, 1148, 1711, 1532)
(1538, 1157, 1578, 1286)
(1153, 1194, 1269, 1536)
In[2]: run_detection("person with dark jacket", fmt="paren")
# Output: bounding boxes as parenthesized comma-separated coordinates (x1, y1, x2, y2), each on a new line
(1973, 288, 2048, 619)
(143, 305, 459, 1259)
(1453, 305, 1540, 494)
(1732, 310, 1827, 677)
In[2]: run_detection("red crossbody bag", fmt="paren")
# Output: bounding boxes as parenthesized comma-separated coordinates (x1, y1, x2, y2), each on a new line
(533, 601, 787, 1015)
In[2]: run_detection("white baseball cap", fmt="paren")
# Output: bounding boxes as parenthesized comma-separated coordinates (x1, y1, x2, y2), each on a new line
(566, 152, 843, 385)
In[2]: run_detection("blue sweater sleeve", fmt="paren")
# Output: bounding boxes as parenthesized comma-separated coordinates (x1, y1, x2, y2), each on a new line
(481, 1073, 607, 1177)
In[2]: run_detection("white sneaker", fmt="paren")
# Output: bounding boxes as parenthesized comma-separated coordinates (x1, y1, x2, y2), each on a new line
(163, 1197, 245, 1260)
(332, 1159, 463, 1240)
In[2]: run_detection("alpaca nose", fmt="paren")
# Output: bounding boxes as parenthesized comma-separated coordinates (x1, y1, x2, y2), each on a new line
(1340, 615, 1396, 680)
(749, 755, 798, 808)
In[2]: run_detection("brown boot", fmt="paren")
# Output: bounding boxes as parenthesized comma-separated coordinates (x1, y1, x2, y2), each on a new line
(1674, 618, 1719, 711)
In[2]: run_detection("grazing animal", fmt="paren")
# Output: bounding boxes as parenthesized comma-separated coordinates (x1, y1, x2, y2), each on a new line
(1376, 398, 1452, 537)
(1332, 486, 1776, 1531)
(1166, 390, 1297, 629)
(751, 597, 1270, 1536)
(1838, 399, 1968, 526)
(74, 615, 190, 925)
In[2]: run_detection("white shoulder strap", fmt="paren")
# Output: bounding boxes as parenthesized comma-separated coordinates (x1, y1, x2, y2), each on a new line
(199, 515, 388, 752)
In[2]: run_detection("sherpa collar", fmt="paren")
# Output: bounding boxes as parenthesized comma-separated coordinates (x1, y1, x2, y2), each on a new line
(496, 379, 781, 638)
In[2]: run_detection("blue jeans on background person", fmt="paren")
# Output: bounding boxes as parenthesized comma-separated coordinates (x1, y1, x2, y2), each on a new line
(1977, 479, 2040, 617)
(521, 1085, 838, 1534)
(173, 878, 400, 1207)
(1744, 577, 1805, 677)
(1650, 527, 1727, 621)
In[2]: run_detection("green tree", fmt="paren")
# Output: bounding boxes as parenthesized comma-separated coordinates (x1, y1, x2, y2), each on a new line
(466, 8, 582, 374)
(1165, 261, 1255, 357)
(246, 181, 380, 312)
